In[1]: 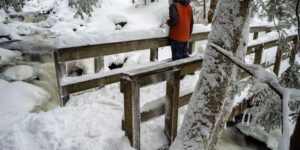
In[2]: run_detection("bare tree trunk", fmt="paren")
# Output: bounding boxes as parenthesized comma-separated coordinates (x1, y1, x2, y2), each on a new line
(207, 0, 218, 23)
(170, 0, 252, 149)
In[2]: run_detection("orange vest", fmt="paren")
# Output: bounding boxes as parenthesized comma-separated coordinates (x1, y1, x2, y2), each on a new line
(169, 3, 192, 42)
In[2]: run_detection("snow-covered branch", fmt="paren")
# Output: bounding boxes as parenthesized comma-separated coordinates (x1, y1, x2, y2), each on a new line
(210, 43, 300, 150)
(210, 43, 300, 101)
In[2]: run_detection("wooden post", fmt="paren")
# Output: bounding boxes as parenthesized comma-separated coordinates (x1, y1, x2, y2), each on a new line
(150, 48, 158, 62)
(290, 37, 298, 65)
(273, 48, 283, 77)
(253, 32, 259, 40)
(122, 75, 141, 150)
(165, 69, 180, 144)
(94, 56, 104, 73)
(188, 42, 196, 54)
(254, 45, 263, 65)
(53, 51, 69, 106)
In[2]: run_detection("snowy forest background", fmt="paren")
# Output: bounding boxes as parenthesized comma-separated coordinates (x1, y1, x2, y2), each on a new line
(0, 0, 300, 150)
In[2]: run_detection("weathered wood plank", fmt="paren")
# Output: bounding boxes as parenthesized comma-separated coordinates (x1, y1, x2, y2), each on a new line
(165, 69, 180, 143)
(94, 56, 104, 73)
(273, 48, 283, 76)
(247, 34, 297, 54)
(125, 57, 202, 77)
(63, 73, 119, 94)
(57, 32, 209, 62)
(56, 26, 281, 63)
(58, 38, 169, 62)
(150, 48, 159, 62)
(254, 45, 263, 65)
(63, 58, 201, 94)
(253, 32, 259, 40)
(53, 51, 69, 106)
(249, 26, 278, 33)
(188, 42, 196, 54)
(140, 90, 193, 122)
(122, 76, 141, 150)
(138, 60, 202, 87)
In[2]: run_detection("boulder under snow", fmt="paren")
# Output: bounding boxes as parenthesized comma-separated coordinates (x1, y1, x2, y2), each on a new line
(0, 48, 21, 66)
(3, 65, 36, 81)
(0, 81, 51, 115)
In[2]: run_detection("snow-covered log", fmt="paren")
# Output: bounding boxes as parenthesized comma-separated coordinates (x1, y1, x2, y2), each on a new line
(170, 0, 252, 149)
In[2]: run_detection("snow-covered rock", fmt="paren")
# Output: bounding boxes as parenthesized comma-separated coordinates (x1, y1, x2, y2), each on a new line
(0, 48, 22, 66)
(237, 124, 281, 149)
(4, 65, 36, 81)
(0, 81, 51, 114)
(75, 58, 95, 74)
(17, 24, 38, 36)
(109, 14, 128, 25)
(0, 79, 9, 90)
(41, 16, 58, 28)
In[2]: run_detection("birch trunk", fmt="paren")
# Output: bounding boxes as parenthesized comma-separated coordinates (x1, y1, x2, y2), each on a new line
(170, 0, 252, 149)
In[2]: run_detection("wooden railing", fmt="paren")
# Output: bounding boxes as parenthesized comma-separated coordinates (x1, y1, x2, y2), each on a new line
(118, 33, 297, 149)
(53, 25, 298, 149)
(54, 25, 288, 106)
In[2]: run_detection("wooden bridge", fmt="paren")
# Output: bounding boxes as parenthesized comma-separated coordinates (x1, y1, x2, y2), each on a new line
(53, 25, 298, 149)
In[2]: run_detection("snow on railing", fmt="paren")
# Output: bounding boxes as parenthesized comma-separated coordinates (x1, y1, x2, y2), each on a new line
(53, 25, 296, 106)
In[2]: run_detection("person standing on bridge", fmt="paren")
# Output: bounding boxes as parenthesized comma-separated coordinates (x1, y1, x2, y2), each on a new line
(167, 0, 194, 61)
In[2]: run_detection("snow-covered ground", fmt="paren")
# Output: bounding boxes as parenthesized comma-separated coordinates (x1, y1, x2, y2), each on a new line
(0, 0, 299, 149)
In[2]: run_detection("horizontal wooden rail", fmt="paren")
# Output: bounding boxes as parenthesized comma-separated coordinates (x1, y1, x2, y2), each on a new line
(249, 25, 281, 33)
(56, 25, 279, 62)
(61, 58, 202, 94)
(56, 32, 209, 62)
(247, 34, 297, 52)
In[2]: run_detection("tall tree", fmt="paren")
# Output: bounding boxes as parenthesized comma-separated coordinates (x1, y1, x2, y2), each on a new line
(170, 0, 252, 149)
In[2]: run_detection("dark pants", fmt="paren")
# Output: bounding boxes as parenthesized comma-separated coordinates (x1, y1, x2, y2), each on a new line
(170, 40, 189, 61)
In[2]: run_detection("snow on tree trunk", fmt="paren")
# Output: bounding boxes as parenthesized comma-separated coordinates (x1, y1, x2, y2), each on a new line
(208, 11, 251, 150)
(170, 0, 252, 149)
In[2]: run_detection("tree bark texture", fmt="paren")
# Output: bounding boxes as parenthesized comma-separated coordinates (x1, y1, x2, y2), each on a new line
(170, 0, 252, 149)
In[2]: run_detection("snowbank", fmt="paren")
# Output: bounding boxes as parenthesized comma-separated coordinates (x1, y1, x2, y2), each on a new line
(0, 81, 51, 115)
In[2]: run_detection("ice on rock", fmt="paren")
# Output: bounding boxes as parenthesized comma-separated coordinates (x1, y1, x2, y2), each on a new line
(4, 65, 36, 81)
